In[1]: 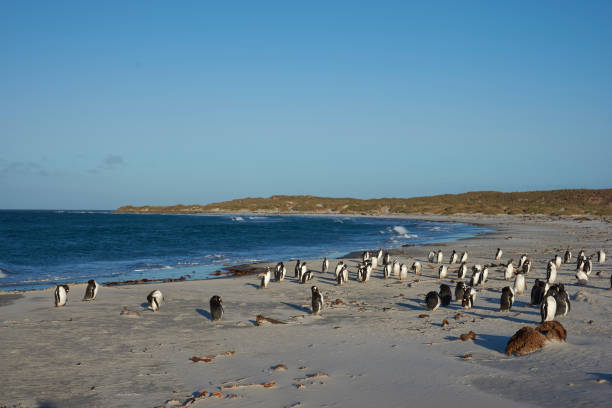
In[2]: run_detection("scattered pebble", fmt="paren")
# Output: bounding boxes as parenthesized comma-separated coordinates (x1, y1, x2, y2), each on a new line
(418, 314, 429, 319)
(442, 319, 450, 327)
(272, 364, 288, 371)
(459, 331, 476, 341)
(595, 379, 607, 383)
(461, 354, 472, 359)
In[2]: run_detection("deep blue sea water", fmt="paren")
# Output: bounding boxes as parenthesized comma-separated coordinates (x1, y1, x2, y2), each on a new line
(0, 211, 491, 291)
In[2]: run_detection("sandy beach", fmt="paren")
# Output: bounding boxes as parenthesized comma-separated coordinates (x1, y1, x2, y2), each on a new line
(1, 214, 611, 408)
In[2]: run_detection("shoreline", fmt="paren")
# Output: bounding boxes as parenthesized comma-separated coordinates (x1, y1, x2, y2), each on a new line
(0, 214, 492, 294)
(1, 214, 611, 407)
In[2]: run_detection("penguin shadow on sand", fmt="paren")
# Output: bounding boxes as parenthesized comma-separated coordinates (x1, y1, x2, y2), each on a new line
(465, 309, 535, 325)
(281, 301, 312, 314)
(314, 275, 338, 286)
(196, 308, 213, 320)
(245, 282, 260, 289)
(396, 299, 426, 311)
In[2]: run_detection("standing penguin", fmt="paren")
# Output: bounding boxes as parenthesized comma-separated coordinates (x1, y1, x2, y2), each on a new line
(399, 264, 408, 281)
(575, 269, 588, 285)
(500, 286, 514, 312)
(147, 290, 163, 312)
(598, 250, 606, 264)
(504, 260, 515, 280)
(522, 259, 531, 275)
(342, 264, 349, 283)
(455, 281, 466, 302)
(530, 279, 549, 306)
(513, 272, 526, 295)
(554, 284, 571, 317)
(518, 254, 528, 269)
(540, 293, 557, 323)
(300, 262, 308, 280)
(362, 251, 370, 263)
(260, 268, 272, 288)
(335, 261, 344, 279)
(564, 250, 572, 264)
(439, 284, 452, 306)
(294, 260, 301, 278)
(210, 295, 223, 321)
(54, 284, 69, 307)
(428, 251, 435, 263)
(436, 250, 443, 265)
(554, 254, 562, 270)
(449, 250, 458, 265)
(370, 256, 378, 270)
(411, 261, 422, 275)
(495, 248, 503, 261)
(82, 280, 99, 301)
(584, 257, 593, 276)
(336, 270, 345, 286)
(546, 261, 557, 284)
(377, 248, 384, 264)
(438, 265, 448, 279)
(462, 287, 477, 309)
(460, 251, 468, 263)
(311, 286, 323, 315)
(383, 263, 392, 279)
(479, 266, 489, 287)
(301, 270, 313, 283)
(322, 257, 329, 274)
(392, 260, 400, 277)
(457, 262, 468, 279)
(425, 291, 441, 311)
(469, 267, 481, 288)
(275, 262, 286, 281)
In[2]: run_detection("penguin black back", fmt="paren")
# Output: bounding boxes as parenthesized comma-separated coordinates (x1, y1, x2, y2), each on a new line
(425, 291, 441, 311)
(439, 284, 452, 306)
(455, 281, 466, 302)
(311, 286, 323, 315)
(500, 286, 514, 312)
(210, 295, 223, 321)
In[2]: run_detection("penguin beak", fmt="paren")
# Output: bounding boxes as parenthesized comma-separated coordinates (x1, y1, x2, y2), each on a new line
(258, 273, 265, 277)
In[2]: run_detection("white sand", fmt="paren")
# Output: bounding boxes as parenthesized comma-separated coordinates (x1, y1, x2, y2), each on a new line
(1, 214, 611, 407)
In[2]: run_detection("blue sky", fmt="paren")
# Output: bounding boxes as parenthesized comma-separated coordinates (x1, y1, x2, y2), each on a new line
(1, 1, 611, 209)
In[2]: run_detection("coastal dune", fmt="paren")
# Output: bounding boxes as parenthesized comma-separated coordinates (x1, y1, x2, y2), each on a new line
(1, 214, 611, 407)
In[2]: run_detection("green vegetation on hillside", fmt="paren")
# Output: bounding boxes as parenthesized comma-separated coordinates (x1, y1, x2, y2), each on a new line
(115, 189, 612, 216)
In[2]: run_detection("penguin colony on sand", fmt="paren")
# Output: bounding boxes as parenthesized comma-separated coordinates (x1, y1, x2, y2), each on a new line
(52, 247, 608, 324)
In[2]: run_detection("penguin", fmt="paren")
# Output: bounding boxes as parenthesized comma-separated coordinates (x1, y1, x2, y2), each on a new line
(411, 261, 422, 275)
(294, 260, 301, 278)
(82, 280, 99, 301)
(540, 293, 557, 323)
(377, 248, 384, 264)
(530, 279, 549, 306)
(578, 249, 586, 261)
(362, 251, 370, 263)
(513, 272, 526, 295)
(460, 251, 468, 263)
(342, 264, 349, 283)
(479, 266, 489, 287)
(518, 254, 527, 269)
(260, 268, 272, 288)
(383, 252, 391, 266)
(275, 262, 285, 281)
(425, 291, 441, 311)
(438, 265, 448, 280)
(584, 257, 593, 276)
(449, 250, 458, 265)
(554, 284, 571, 317)
(522, 259, 531, 275)
(575, 269, 588, 285)
(300, 262, 308, 280)
(439, 284, 452, 306)
(301, 270, 313, 283)
(564, 250, 572, 264)
(554, 254, 562, 270)
(311, 286, 323, 315)
(147, 289, 163, 312)
(436, 250, 443, 265)
(504, 260, 514, 280)
(428, 251, 435, 263)
(399, 264, 408, 280)
(357, 264, 366, 282)
(54, 284, 69, 307)
(576, 257, 585, 272)
(365, 262, 372, 281)
(455, 281, 466, 302)
(469, 267, 481, 288)
(500, 286, 514, 312)
(598, 249, 606, 264)
(457, 262, 468, 279)
(370, 256, 378, 270)
(546, 261, 557, 284)
(495, 248, 503, 261)
(462, 287, 477, 309)
(383, 263, 392, 279)
(392, 259, 400, 277)
(322, 257, 329, 274)
(210, 295, 223, 321)
(335, 261, 344, 279)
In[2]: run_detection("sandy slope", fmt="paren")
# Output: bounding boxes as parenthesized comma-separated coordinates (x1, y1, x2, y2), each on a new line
(1, 215, 611, 407)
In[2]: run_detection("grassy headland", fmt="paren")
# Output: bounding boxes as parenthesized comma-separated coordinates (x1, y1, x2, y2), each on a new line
(115, 189, 612, 216)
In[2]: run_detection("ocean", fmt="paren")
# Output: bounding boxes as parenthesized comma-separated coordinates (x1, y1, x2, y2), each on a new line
(0, 211, 491, 291)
